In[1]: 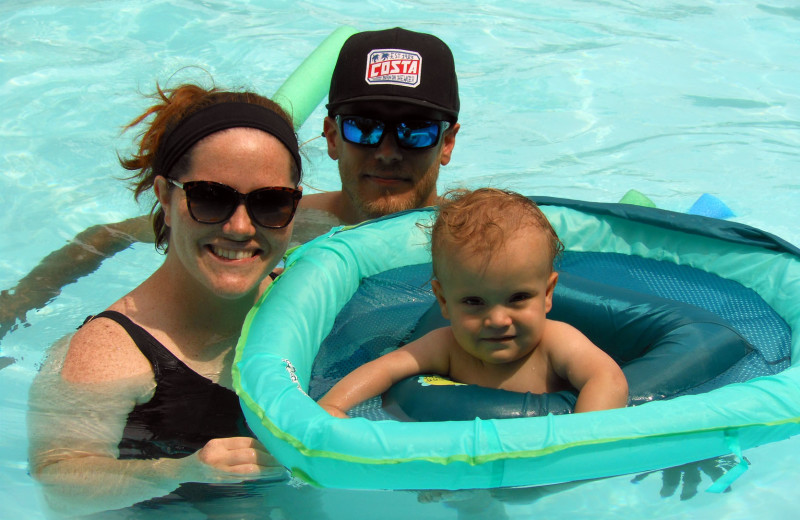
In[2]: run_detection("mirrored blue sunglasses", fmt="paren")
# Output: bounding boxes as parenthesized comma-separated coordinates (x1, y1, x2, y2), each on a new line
(337, 115, 450, 150)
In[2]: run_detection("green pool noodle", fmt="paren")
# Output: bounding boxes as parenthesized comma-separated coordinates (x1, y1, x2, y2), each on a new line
(273, 26, 358, 129)
(619, 189, 657, 208)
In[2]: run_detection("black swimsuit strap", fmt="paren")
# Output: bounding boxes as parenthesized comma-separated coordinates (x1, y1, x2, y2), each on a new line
(84, 310, 184, 375)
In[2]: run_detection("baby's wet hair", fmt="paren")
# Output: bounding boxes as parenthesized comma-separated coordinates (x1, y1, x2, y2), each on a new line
(431, 188, 564, 277)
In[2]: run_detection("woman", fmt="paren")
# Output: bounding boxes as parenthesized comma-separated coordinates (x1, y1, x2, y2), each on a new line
(28, 83, 301, 514)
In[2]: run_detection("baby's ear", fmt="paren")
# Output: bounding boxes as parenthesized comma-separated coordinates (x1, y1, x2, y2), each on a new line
(431, 279, 450, 320)
(545, 271, 558, 313)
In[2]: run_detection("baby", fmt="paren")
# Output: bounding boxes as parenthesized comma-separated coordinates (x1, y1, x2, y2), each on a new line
(318, 188, 628, 417)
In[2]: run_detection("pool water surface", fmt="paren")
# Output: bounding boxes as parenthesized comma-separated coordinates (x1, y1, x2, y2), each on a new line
(1, 1, 799, 518)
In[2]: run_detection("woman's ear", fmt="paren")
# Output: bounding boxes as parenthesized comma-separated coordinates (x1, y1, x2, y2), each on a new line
(153, 176, 172, 227)
(431, 279, 450, 320)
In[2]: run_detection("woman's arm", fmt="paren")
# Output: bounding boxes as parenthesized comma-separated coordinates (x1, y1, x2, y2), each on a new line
(31, 435, 279, 515)
(28, 327, 282, 515)
(318, 327, 453, 418)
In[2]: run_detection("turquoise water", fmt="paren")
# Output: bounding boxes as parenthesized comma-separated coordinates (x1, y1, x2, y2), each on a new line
(1, 0, 799, 518)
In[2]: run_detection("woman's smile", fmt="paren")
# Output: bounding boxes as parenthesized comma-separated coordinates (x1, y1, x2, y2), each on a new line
(207, 244, 262, 261)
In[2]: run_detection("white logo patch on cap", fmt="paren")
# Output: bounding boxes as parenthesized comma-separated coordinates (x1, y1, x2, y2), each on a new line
(365, 48, 421, 88)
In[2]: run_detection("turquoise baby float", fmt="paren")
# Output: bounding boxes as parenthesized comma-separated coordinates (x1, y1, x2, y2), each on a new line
(233, 198, 800, 490)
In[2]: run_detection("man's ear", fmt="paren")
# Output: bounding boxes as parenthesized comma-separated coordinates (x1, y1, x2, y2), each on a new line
(439, 122, 459, 166)
(153, 176, 173, 227)
(323, 116, 339, 160)
(544, 271, 558, 314)
(431, 279, 450, 320)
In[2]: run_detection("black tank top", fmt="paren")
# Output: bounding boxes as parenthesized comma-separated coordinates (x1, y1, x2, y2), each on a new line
(84, 310, 253, 460)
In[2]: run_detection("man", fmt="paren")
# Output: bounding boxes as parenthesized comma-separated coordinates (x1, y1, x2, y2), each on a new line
(303, 27, 459, 224)
(0, 28, 460, 338)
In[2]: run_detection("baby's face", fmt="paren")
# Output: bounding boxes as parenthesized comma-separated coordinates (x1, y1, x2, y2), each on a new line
(432, 232, 558, 365)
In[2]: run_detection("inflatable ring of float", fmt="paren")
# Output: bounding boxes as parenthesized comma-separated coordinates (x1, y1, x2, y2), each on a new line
(233, 198, 800, 490)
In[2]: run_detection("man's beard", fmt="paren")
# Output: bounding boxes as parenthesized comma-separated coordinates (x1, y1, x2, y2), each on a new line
(357, 172, 438, 219)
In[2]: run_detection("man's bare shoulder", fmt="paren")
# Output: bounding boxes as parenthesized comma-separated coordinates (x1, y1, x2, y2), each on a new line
(291, 202, 345, 245)
(299, 191, 345, 214)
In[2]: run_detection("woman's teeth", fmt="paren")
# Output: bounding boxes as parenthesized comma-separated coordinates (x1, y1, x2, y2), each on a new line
(211, 246, 255, 260)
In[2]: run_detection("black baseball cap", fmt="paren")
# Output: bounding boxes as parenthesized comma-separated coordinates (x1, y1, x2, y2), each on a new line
(327, 28, 460, 121)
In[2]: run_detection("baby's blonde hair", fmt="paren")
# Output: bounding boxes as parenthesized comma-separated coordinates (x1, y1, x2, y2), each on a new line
(431, 188, 563, 277)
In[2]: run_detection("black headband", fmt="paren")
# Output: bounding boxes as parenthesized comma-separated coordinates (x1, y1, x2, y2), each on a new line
(153, 102, 301, 177)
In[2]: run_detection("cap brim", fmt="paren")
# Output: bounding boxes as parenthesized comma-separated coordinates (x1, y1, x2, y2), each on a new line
(327, 95, 458, 120)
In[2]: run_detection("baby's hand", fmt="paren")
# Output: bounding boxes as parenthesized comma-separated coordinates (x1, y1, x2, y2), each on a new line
(320, 403, 350, 418)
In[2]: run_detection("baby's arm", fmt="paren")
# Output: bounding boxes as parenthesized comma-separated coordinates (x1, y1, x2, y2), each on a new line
(545, 321, 628, 413)
(318, 328, 453, 418)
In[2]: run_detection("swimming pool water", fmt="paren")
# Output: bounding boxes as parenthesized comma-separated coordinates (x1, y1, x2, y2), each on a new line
(1, 1, 799, 518)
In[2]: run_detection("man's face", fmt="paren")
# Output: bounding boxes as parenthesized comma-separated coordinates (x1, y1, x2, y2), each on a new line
(324, 102, 459, 223)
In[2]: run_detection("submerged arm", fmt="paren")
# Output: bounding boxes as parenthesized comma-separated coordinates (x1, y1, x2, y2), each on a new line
(1, 207, 343, 341)
(1, 216, 154, 340)
(31, 436, 278, 515)
(28, 329, 281, 515)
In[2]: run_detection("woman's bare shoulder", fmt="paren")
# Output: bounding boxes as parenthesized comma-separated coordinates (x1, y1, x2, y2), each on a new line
(61, 313, 152, 384)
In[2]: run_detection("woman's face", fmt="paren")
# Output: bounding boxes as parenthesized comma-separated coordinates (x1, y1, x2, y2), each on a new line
(157, 127, 298, 300)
